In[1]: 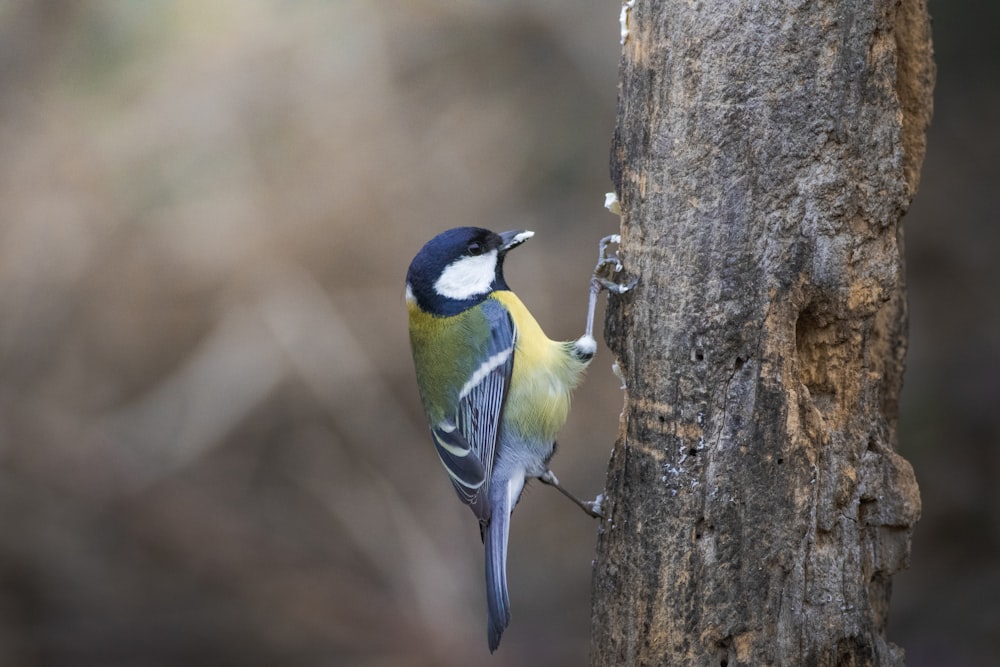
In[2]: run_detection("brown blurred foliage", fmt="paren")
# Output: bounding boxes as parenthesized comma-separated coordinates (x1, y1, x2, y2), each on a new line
(0, 1, 993, 666)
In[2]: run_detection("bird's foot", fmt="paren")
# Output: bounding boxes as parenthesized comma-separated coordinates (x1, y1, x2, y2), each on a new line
(539, 470, 605, 519)
(593, 234, 637, 295)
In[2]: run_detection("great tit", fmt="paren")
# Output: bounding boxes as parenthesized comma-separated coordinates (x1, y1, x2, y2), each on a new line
(405, 226, 628, 652)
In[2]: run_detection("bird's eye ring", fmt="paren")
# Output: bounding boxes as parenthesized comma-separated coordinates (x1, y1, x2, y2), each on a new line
(467, 241, 484, 256)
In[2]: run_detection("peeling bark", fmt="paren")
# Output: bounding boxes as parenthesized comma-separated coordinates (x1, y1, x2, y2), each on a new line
(591, 1, 933, 665)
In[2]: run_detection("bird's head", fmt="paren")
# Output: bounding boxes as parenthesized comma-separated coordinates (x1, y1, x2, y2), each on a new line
(406, 227, 533, 316)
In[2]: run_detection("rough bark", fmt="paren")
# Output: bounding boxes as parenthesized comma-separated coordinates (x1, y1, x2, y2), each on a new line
(591, 1, 934, 665)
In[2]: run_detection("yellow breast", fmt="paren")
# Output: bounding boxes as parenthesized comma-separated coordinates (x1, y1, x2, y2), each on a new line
(490, 291, 590, 442)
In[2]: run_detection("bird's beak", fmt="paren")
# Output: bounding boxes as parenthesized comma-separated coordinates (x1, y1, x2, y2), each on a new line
(499, 229, 534, 252)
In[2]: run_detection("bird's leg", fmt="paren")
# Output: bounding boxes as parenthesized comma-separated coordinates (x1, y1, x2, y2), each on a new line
(539, 470, 605, 519)
(583, 234, 637, 340)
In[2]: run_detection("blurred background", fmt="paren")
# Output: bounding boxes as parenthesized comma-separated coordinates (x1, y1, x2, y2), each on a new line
(0, 1, 991, 665)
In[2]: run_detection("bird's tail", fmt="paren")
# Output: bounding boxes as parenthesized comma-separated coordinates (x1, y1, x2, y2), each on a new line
(485, 486, 512, 653)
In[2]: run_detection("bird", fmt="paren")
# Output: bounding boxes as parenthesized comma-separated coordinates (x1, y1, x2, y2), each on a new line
(405, 226, 632, 651)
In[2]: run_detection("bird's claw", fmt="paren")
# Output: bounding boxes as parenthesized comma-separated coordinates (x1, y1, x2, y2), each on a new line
(539, 470, 605, 519)
(583, 500, 606, 520)
(597, 235, 623, 270)
(595, 275, 638, 294)
(592, 234, 636, 294)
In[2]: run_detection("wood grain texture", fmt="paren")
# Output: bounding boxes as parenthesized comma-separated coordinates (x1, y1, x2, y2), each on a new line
(592, 1, 933, 664)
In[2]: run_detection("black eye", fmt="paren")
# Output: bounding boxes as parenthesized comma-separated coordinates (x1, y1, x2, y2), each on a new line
(467, 241, 484, 255)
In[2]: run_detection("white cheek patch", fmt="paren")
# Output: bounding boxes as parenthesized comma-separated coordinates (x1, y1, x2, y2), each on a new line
(433, 250, 498, 300)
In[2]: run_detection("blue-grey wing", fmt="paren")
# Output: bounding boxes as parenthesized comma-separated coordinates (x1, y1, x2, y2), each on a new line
(430, 299, 515, 521)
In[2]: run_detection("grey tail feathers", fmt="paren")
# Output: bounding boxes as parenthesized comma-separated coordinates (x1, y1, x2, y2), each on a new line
(485, 493, 512, 653)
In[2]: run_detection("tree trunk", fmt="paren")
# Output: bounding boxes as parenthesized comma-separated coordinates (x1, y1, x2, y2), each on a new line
(591, 1, 933, 665)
